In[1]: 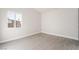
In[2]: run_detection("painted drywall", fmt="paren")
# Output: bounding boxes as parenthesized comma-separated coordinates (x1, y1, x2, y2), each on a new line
(78, 8, 79, 40)
(41, 8, 78, 40)
(0, 10, 2, 40)
(0, 8, 41, 42)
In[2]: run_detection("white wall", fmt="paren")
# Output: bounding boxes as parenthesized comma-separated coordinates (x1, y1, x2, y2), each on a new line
(0, 8, 41, 42)
(41, 8, 78, 40)
(78, 8, 79, 39)
(0, 10, 2, 40)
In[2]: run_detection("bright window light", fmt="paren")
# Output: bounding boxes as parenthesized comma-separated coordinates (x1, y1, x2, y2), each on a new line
(16, 13, 22, 21)
(7, 11, 22, 21)
(7, 11, 16, 20)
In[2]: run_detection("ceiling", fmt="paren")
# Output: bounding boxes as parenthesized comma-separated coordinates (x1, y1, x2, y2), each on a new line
(34, 8, 58, 13)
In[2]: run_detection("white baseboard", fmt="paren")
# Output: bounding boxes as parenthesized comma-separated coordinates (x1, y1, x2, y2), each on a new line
(42, 32, 78, 40)
(0, 32, 40, 44)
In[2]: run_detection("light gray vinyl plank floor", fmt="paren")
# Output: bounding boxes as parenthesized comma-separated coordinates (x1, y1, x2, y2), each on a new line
(0, 33, 79, 50)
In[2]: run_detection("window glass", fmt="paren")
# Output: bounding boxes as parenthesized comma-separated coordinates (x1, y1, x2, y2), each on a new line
(7, 11, 16, 20)
(16, 13, 22, 21)
(7, 11, 22, 21)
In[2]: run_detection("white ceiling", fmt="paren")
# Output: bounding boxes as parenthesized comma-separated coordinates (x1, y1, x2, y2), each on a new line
(34, 8, 58, 13)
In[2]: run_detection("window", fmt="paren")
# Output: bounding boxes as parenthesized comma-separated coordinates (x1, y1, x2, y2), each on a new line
(8, 11, 16, 20)
(8, 11, 22, 28)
